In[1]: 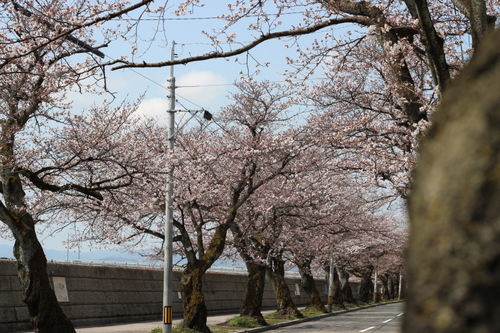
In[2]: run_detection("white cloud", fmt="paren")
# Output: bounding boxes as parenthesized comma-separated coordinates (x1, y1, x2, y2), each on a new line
(135, 71, 227, 121)
(135, 97, 169, 119)
(174, 70, 227, 109)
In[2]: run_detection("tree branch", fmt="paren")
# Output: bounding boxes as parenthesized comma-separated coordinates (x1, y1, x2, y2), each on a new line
(19, 169, 104, 200)
(111, 17, 370, 70)
(405, 0, 450, 92)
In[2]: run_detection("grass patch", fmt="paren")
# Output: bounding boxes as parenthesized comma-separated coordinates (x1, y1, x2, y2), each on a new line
(209, 326, 242, 333)
(264, 312, 295, 320)
(300, 308, 326, 317)
(150, 323, 202, 333)
(262, 311, 302, 326)
(228, 316, 260, 328)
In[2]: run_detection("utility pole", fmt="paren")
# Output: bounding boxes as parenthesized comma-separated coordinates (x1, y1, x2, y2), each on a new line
(327, 252, 335, 312)
(373, 259, 379, 303)
(161, 41, 212, 333)
(163, 41, 176, 333)
(398, 269, 403, 301)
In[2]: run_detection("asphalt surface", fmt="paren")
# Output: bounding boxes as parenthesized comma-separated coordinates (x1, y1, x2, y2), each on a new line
(259, 302, 403, 333)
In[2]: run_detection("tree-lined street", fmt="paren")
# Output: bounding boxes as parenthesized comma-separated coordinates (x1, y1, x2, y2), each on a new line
(2, 0, 500, 332)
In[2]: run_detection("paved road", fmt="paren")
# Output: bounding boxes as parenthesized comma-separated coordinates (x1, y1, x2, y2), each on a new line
(264, 303, 404, 333)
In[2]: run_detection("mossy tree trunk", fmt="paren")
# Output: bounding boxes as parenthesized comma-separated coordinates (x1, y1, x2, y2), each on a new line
(13, 230, 76, 333)
(178, 223, 230, 333)
(180, 265, 210, 333)
(1, 165, 75, 333)
(357, 268, 374, 303)
(266, 255, 303, 317)
(405, 27, 500, 333)
(339, 267, 356, 304)
(332, 267, 344, 306)
(240, 260, 268, 325)
(296, 257, 327, 313)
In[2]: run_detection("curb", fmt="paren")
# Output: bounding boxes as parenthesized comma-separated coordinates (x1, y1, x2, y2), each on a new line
(234, 301, 404, 333)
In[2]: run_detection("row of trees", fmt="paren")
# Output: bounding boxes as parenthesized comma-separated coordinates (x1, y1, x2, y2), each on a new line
(65, 79, 405, 331)
(1, 0, 498, 332)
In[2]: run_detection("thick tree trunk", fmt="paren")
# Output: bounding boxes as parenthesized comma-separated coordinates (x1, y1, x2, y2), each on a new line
(297, 259, 327, 313)
(358, 269, 374, 303)
(405, 28, 500, 333)
(380, 274, 390, 300)
(180, 266, 210, 333)
(387, 274, 397, 300)
(331, 267, 344, 306)
(178, 221, 230, 333)
(13, 228, 76, 333)
(266, 256, 303, 318)
(240, 261, 268, 325)
(339, 268, 356, 304)
(230, 220, 269, 325)
(2, 169, 75, 333)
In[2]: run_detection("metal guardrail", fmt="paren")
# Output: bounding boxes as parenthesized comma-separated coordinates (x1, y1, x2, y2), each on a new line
(65, 259, 302, 277)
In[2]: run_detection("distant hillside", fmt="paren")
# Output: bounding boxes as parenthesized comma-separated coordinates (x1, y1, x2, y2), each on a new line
(0, 243, 146, 262)
(0, 243, 245, 268)
(0, 244, 13, 258)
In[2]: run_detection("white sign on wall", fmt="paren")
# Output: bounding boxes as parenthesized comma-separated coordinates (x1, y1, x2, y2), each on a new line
(294, 283, 301, 296)
(52, 276, 69, 302)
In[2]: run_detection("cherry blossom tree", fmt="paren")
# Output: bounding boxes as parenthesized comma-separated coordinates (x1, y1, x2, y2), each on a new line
(169, 80, 306, 332)
(71, 79, 305, 332)
(329, 216, 406, 303)
(229, 136, 404, 315)
(0, 0, 164, 331)
(3, 1, 496, 332)
(110, 1, 499, 201)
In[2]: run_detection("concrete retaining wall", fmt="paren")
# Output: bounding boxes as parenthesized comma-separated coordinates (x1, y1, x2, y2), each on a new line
(0, 259, 357, 332)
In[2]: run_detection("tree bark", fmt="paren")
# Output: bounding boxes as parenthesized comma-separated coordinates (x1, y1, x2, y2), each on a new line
(406, 28, 500, 333)
(339, 268, 356, 304)
(240, 261, 268, 325)
(332, 267, 344, 306)
(380, 274, 393, 300)
(178, 222, 230, 333)
(297, 258, 327, 313)
(266, 256, 303, 317)
(180, 265, 210, 333)
(13, 231, 76, 333)
(405, 0, 451, 92)
(229, 218, 270, 325)
(358, 268, 374, 303)
(388, 274, 397, 300)
(1, 164, 75, 333)
(451, 0, 492, 49)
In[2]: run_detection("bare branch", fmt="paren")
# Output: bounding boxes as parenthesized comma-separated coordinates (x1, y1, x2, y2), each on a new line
(111, 17, 371, 70)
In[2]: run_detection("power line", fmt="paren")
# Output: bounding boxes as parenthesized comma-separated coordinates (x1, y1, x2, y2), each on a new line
(105, 52, 325, 112)
(113, 11, 306, 21)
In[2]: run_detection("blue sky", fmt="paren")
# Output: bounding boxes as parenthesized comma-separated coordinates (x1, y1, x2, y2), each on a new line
(81, 2, 314, 115)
